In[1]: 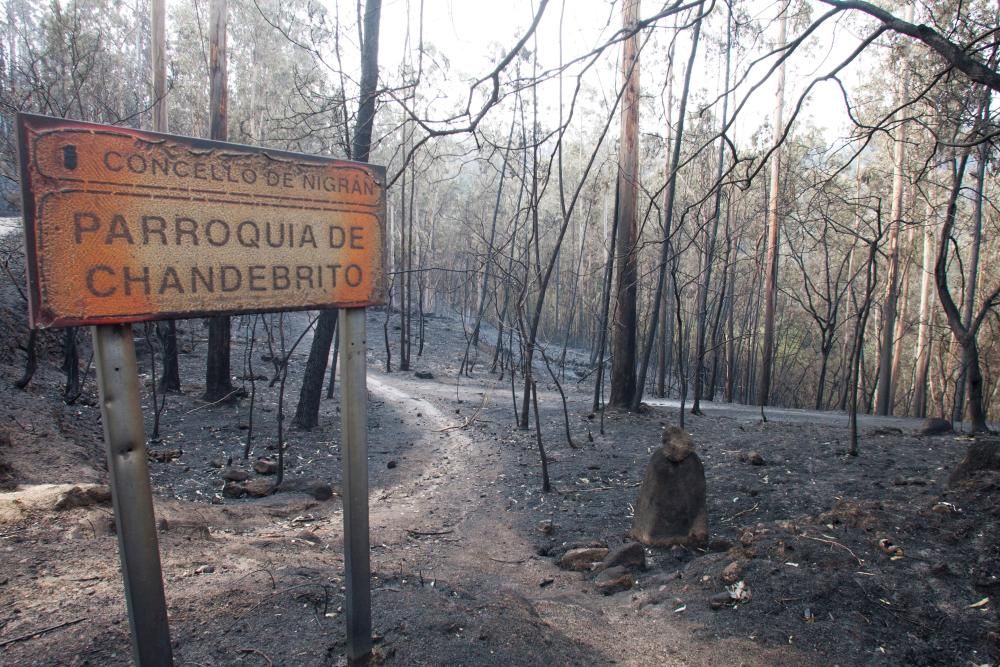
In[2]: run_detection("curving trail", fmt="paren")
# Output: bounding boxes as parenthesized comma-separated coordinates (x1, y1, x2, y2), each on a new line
(357, 369, 807, 666)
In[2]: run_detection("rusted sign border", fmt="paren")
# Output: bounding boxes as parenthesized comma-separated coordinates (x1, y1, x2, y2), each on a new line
(17, 112, 388, 329)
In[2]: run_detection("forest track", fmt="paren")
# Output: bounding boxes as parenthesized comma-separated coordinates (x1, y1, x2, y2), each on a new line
(366, 373, 491, 544)
(645, 396, 978, 431)
(359, 368, 806, 666)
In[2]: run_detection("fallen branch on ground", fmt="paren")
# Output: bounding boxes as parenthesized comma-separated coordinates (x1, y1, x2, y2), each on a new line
(0, 617, 87, 647)
(800, 533, 864, 566)
(437, 384, 494, 432)
(723, 503, 760, 523)
(238, 647, 273, 666)
(407, 528, 454, 537)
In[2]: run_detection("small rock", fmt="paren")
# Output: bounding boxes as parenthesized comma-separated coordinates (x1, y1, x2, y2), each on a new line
(708, 538, 733, 552)
(538, 520, 555, 535)
(558, 547, 609, 571)
(669, 545, 692, 562)
(295, 530, 322, 545)
(594, 566, 634, 595)
(601, 542, 646, 572)
(414, 371, 434, 380)
(245, 479, 276, 497)
(740, 450, 765, 466)
(148, 448, 182, 463)
(550, 540, 607, 560)
(277, 478, 335, 501)
(918, 417, 952, 436)
(637, 588, 674, 609)
(721, 561, 743, 584)
(54, 485, 112, 511)
(641, 571, 680, 588)
(739, 529, 754, 547)
(254, 458, 279, 475)
(208, 458, 225, 469)
(222, 468, 250, 482)
(387, 460, 397, 469)
(709, 591, 737, 610)
(539, 578, 554, 588)
(195, 565, 215, 575)
(893, 476, 928, 487)
(222, 481, 246, 498)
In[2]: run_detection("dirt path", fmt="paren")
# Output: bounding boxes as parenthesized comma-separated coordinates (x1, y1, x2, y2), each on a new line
(359, 369, 810, 666)
(646, 397, 926, 430)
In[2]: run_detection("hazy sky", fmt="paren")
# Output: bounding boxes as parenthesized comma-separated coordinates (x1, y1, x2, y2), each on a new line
(308, 0, 891, 152)
(372, 0, 873, 145)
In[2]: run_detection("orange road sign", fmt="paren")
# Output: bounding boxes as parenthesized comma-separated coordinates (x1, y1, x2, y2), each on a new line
(17, 113, 387, 328)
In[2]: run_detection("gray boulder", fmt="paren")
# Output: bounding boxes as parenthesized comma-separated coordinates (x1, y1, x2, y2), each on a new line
(631, 427, 708, 547)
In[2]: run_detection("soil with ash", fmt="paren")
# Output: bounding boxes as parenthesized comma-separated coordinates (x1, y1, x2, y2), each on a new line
(0, 302, 998, 666)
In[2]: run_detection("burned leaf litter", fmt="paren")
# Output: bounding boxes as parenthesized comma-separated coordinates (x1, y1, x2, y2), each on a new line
(0, 306, 998, 665)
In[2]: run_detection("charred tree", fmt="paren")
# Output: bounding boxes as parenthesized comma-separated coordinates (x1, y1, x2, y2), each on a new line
(758, 5, 788, 415)
(294, 0, 381, 426)
(632, 1, 704, 411)
(934, 153, 997, 433)
(608, 0, 641, 409)
(203, 0, 236, 403)
(152, 0, 180, 393)
(691, 4, 729, 415)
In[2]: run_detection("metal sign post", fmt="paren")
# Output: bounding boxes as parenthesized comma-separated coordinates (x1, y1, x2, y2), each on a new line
(339, 307, 372, 663)
(93, 323, 173, 665)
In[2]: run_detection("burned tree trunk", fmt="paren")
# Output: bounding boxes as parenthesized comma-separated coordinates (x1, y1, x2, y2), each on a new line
(203, 0, 236, 403)
(294, 0, 382, 425)
(608, 0, 641, 409)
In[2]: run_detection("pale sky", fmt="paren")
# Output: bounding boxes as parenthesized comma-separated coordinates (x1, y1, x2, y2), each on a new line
(371, 0, 874, 147)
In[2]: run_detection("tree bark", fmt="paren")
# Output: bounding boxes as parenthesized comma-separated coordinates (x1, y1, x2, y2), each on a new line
(819, 0, 1000, 93)
(692, 6, 731, 414)
(203, 0, 236, 403)
(849, 240, 879, 456)
(952, 123, 988, 423)
(655, 30, 676, 399)
(294, 0, 382, 425)
(911, 199, 935, 416)
(62, 327, 80, 400)
(462, 117, 516, 375)
(888, 221, 914, 410)
(593, 186, 620, 412)
(609, 0, 641, 409)
(934, 153, 995, 433)
(874, 4, 912, 414)
(758, 6, 787, 411)
(151, 0, 180, 393)
(632, 1, 704, 411)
